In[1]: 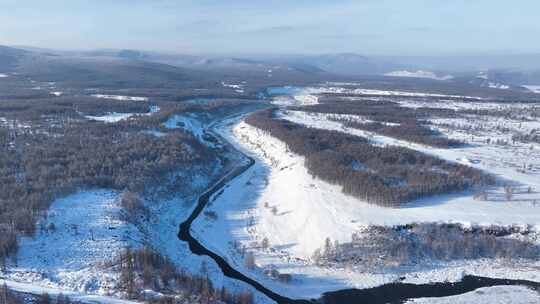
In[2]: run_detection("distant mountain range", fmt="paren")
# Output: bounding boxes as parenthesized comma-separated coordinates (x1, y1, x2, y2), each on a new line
(3, 45, 540, 92)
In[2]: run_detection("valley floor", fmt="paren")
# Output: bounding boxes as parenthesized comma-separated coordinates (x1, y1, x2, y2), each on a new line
(192, 88, 540, 300)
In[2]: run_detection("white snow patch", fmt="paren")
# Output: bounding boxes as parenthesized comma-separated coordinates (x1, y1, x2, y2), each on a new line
(487, 82, 510, 90)
(523, 85, 540, 94)
(385, 70, 454, 81)
(221, 82, 244, 89)
(164, 114, 204, 139)
(0, 279, 142, 304)
(50, 91, 63, 96)
(0, 73, 8, 78)
(477, 72, 489, 80)
(91, 94, 149, 102)
(405, 285, 540, 304)
(85, 112, 134, 122)
(300, 86, 483, 100)
(85, 106, 159, 123)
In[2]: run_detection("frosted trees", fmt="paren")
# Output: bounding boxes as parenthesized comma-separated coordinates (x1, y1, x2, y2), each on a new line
(245, 252, 256, 270)
(504, 185, 514, 201)
(324, 237, 333, 258)
(312, 249, 322, 265)
(261, 237, 270, 251)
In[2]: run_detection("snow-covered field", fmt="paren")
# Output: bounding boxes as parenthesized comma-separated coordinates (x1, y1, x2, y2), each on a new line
(281, 110, 540, 196)
(222, 82, 246, 93)
(385, 70, 453, 81)
(300, 86, 484, 100)
(91, 94, 149, 102)
(486, 81, 510, 90)
(405, 286, 539, 304)
(0, 279, 141, 304)
(3, 190, 142, 295)
(85, 106, 160, 123)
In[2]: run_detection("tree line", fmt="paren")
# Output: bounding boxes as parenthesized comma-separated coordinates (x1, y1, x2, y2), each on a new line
(290, 97, 464, 148)
(115, 247, 254, 304)
(313, 223, 539, 270)
(246, 109, 493, 207)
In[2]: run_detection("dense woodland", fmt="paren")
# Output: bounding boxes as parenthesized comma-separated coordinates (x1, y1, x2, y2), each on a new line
(337, 119, 463, 148)
(313, 223, 540, 269)
(0, 97, 260, 264)
(246, 109, 493, 207)
(115, 247, 254, 304)
(290, 97, 463, 148)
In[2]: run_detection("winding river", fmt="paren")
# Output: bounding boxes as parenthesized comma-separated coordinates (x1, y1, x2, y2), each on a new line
(177, 109, 540, 304)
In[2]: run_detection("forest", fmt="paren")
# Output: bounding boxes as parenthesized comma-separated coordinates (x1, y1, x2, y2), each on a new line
(290, 97, 463, 148)
(0, 97, 260, 264)
(114, 247, 254, 304)
(246, 109, 493, 207)
(313, 223, 539, 269)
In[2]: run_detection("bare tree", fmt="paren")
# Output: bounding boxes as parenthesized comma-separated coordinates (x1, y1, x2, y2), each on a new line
(504, 185, 514, 201)
(245, 252, 256, 270)
(261, 237, 270, 251)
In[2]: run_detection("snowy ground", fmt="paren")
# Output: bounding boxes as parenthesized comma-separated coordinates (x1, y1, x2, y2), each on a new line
(85, 105, 160, 123)
(405, 285, 539, 304)
(384, 70, 453, 81)
(300, 86, 484, 100)
(1, 113, 273, 303)
(3, 190, 143, 296)
(91, 94, 149, 102)
(281, 110, 540, 198)
(221, 82, 246, 93)
(164, 113, 205, 139)
(523, 85, 540, 94)
(0, 279, 142, 304)
(192, 94, 540, 299)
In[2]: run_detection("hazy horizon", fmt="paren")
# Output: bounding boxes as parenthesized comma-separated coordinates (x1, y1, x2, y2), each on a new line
(1, 0, 540, 57)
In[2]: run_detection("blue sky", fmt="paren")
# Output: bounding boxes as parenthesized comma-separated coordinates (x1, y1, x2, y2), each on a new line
(1, 0, 540, 55)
